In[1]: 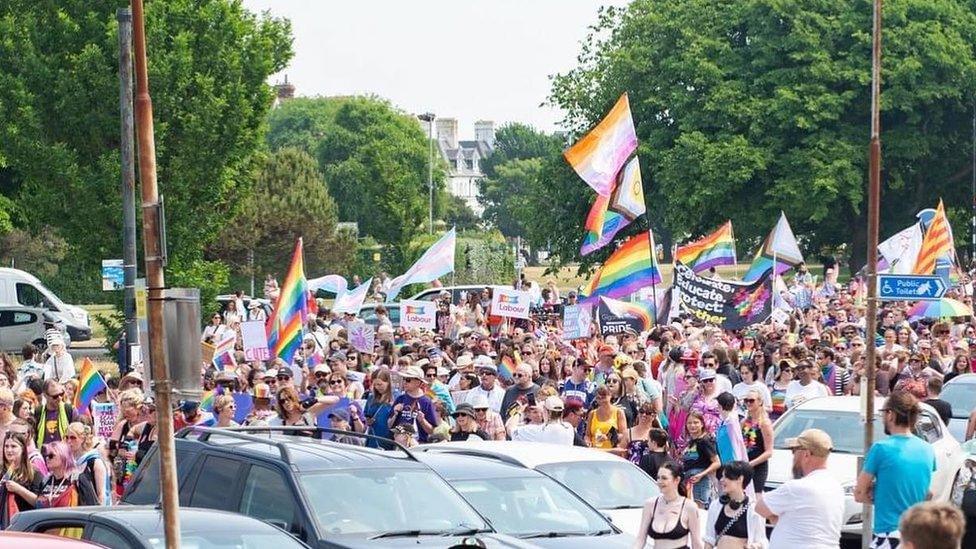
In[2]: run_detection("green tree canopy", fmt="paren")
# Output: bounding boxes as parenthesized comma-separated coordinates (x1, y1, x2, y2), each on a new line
(0, 0, 292, 300)
(209, 147, 356, 284)
(541, 0, 976, 271)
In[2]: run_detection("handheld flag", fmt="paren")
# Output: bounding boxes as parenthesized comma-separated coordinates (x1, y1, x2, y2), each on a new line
(878, 223, 923, 274)
(743, 213, 804, 282)
(913, 199, 953, 275)
(266, 238, 310, 366)
(73, 358, 107, 416)
(581, 231, 661, 301)
(333, 278, 373, 315)
(564, 94, 639, 197)
(675, 221, 737, 274)
(580, 157, 646, 256)
(211, 332, 237, 372)
(599, 296, 654, 331)
(386, 228, 457, 301)
(307, 274, 348, 295)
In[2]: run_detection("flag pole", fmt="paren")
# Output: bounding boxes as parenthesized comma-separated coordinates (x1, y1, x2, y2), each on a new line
(648, 229, 659, 325)
(729, 220, 739, 279)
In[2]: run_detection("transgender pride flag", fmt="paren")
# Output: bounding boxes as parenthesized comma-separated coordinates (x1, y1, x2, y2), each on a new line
(386, 228, 457, 301)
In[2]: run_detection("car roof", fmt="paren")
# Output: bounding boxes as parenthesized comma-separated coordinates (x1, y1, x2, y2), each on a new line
(415, 451, 546, 481)
(788, 395, 941, 418)
(15, 506, 278, 536)
(177, 427, 429, 472)
(0, 531, 107, 548)
(417, 441, 632, 468)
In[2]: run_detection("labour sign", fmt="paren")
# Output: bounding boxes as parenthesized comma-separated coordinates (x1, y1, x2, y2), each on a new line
(877, 274, 946, 301)
(490, 288, 531, 319)
(400, 300, 436, 330)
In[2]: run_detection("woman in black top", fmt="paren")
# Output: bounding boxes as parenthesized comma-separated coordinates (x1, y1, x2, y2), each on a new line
(741, 389, 774, 492)
(0, 432, 44, 528)
(634, 461, 703, 549)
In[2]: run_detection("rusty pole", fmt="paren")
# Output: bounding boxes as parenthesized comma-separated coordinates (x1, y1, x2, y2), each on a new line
(130, 1, 181, 546)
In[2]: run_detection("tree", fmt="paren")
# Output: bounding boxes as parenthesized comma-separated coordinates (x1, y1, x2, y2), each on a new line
(267, 96, 447, 267)
(540, 0, 976, 271)
(209, 148, 356, 282)
(443, 195, 481, 232)
(0, 0, 292, 300)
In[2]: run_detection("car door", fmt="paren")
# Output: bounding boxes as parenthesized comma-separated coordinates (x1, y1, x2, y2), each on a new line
(186, 454, 246, 512)
(237, 462, 307, 542)
(87, 521, 142, 549)
(916, 409, 962, 500)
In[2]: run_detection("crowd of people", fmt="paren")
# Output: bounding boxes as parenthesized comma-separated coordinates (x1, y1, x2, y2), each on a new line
(0, 266, 974, 549)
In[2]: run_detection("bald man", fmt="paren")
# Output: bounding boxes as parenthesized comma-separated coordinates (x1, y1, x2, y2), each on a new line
(499, 363, 539, 423)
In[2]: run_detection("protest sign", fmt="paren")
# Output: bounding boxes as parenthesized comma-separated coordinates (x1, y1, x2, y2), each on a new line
(348, 321, 375, 354)
(233, 393, 253, 424)
(92, 402, 118, 441)
(673, 262, 773, 329)
(400, 299, 436, 330)
(489, 288, 531, 319)
(597, 300, 643, 336)
(240, 320, 271, 361)
(562, 304, 592, 339)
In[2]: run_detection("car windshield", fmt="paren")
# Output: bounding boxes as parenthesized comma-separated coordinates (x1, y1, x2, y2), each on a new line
(452, 476, 611, 537)
(299, 468, 487, 537)
(147, 532, 307, 549)
(536, 460, 659, 509)
(940, 381, 976, 419)
(774, 409, 883, 454)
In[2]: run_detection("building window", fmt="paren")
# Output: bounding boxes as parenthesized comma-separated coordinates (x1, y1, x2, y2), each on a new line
(465, 159, 474, 170)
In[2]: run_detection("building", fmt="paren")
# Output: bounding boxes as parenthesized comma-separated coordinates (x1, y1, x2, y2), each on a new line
(419, 117, 495, 216)
(272, 75, 296, 108)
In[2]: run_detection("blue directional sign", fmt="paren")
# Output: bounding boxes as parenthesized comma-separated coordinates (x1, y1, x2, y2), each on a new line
(878, 274, 947, 301)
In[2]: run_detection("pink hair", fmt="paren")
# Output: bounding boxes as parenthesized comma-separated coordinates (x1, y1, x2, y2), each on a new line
(41, 440, 78, 476)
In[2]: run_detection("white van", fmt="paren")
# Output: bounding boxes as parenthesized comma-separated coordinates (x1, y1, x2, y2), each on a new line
(0, 268, 91, 342)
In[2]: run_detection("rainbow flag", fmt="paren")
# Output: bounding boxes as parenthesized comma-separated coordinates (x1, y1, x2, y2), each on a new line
(211, 332, 236, 372)
(599, 296, 654, 330)
(914, 199, 953, 275)
(199, 390, 215, 413)
(266, 239, 309, 366)
(580, 156, 645, 256)
(743, 213, 804, 282)
(73, 357, 107, 415)
(564, 93, 639, 197)
(675, 221, 737, 273)
(499, 355, 517, 381)
(386, 228, 456, 302)
(581, 231, 661, 301)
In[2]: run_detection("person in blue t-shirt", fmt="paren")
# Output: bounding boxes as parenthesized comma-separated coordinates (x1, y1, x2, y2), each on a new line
(559, 358, 595, 409)
(855, 390, 936, 549)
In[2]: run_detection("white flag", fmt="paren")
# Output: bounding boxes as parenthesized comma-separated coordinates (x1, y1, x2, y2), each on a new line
(878, 224, 923, 274)
(768, 212, 803, 265)
(333, 278, 372, 315)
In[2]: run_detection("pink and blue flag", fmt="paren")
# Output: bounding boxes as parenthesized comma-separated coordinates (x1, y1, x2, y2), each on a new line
(386, 228, 456, 301)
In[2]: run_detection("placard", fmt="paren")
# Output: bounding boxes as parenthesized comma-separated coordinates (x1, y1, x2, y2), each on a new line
(489, 288, 531, 319)
(400, 300, 436, 330)
(92, 402, 118, 441)
(673, 262, 773, 329)
(562, 304, 592, 340)
(348, 321, 375, 354)
(233, 393, 254, 424)
(101, 259, 123, 291)
(598, 301, 643, 336)
(240, 320, 271, 361)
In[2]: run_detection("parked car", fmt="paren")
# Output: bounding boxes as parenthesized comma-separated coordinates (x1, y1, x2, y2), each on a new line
(416, 441, 660, 538)
(766, 396, 965, 538)
(359, 303, 400, 328)
(122, 426, 536, 548)
(0, 305, 70, 352)
(0, 531, 108, 549)
(416, 451, 633, 547)
(0, 267, 91, 341)
(8, 505, 309, 549)
(408, 285, 509, 305)
(941, 373, 976, 442)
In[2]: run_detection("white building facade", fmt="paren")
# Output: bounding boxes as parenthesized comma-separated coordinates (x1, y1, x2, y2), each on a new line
(419, 117, 495, 216)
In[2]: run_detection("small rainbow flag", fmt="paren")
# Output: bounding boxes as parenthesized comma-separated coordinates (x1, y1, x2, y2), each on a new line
(675, 221, 737, 274)
(499, 355, 517, 381)
(266, 239, 309, 366)
(213, 351, 236, 372)
(581, 231, 661, 301)
(73, 357, 107, 416)
(403, 305, 425, 315)
(498, 294, 520, 304)
(200, 390, 215, 413)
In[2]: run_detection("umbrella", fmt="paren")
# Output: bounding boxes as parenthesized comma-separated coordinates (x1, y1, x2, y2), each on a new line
(906, 298, 973, 319)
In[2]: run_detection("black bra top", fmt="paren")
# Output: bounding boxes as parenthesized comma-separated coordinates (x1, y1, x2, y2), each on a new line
(648, 496, 689, 540)
(714, 505, 749, 539)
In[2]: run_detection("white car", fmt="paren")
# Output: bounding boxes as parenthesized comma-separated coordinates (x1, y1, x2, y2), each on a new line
(0, 306, 70, 352)
(766, 396, 966, 538)
(417, 441, 659, 538)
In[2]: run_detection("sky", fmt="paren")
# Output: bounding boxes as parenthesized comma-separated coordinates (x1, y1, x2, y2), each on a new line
(241, 0, 629, 137)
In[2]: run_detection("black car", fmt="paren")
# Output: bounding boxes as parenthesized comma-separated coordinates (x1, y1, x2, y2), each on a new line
(8, 505, 309, 549)
(122, 426, 536, 548)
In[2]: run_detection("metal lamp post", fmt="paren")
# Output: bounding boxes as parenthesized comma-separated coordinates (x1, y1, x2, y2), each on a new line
(418, 112, 436, 234)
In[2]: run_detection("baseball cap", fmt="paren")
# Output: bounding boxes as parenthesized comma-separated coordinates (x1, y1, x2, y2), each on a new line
(544, 396, 565, 412)
(698, 368, 717, 381)
(328, 408, 351, 422)
(276, 367, 293, 378)
(784, 428, 833, 457)
(180, 400, 199, 415)
(312, 364, 332, 376)
(328, 351, 347, 362)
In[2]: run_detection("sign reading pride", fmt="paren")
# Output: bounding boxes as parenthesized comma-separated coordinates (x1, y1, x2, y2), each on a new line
(400, 299, 436, 330)
(490, 288, 532, 319)
(673, 262, 773, 329)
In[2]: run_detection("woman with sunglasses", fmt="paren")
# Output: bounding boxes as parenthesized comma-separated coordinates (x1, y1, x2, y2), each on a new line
(271, 384, 342, 436)
(65, 423, 110, 506)
(626, 401, 662, 465)
(200, 312, 226, 343)
(213, 395, 238, 428)
(129, 397, 158, 466)
(6, 440, 98, 512)
(363, 368, 396, 448)
(703, 461, 767, 549)
(768, 361, 793, 421)
(741, 389, 774, 493)
(0, 431, 45, 527)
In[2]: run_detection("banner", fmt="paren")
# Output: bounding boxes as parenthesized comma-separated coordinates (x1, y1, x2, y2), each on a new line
(241, 320, 271, 361)
(489, 288, 531, 319)
(673, 262, 773, 329)
(348, 321, 375, 354)
(101, 259, 123, 291)
(91, 402, 118, 441)
(400, 300, 436, 330)
(562, 304, 592, 340)
(597, 300, 643, 336)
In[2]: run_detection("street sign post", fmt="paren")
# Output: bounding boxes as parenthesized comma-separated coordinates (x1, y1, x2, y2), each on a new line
(877, 274, 947, 301)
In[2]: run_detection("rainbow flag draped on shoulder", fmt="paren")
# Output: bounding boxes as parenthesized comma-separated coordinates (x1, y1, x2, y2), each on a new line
(743, 212, 804, 282)
(266, 238, 310, 366)
(581, 231, 661, 301)
(565, 94, 646, 256)
(675, 221, 737, 274)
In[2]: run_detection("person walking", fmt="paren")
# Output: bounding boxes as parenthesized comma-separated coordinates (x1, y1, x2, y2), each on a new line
(742, 389, 774, 492)
(756, 428, 844, 549)
(854, 390, 936, 549)
(633, 460, 703, 549)
(703, 461, 768, 549)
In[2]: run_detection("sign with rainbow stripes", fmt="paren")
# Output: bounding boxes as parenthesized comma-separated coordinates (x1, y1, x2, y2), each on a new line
(489, 288, 531, 319)
(400, 300, 436, 330)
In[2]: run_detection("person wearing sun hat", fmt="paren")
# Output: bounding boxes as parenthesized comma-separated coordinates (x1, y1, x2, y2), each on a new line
(242, 382, 276, 426)
(449, 403, 489, 441)
(388, 365, 439, 443)
(42, 331, 75, 384)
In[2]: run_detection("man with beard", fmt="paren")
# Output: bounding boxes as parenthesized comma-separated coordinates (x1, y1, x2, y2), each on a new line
(756, 428, 843, 549)
(855, 390, 936, 549)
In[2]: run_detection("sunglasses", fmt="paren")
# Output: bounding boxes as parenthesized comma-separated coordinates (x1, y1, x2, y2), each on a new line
(47, 392, 65, 399)
(638, 409, 654, 415)
(513, 373, 526, 378)
(479, 371, 496, 376)
(329, 379, 345, 386)
(743, 398, 757, 404)
(701, 379, 715, 383)
(276, 375, 290, 381)
(607, 379, 620, 384)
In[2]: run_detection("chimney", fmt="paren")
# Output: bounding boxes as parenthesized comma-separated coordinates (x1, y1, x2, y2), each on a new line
(436, 118, 458, 149)
(275, 74, 296, 102)
(474, 120, 495, 148)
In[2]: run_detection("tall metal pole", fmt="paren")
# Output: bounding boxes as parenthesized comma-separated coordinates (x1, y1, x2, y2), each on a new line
(971, 101, 975, 267)
(131, 1, 180, 547)
(428, 116, 434, 234)
(118, 9, 138, 376)
(862, 1, 883, 547)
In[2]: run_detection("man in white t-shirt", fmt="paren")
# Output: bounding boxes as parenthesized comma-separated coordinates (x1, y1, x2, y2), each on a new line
(784, 360, 830, 408)
(509, 396, 574, 444)
(757, 428, 843, 549)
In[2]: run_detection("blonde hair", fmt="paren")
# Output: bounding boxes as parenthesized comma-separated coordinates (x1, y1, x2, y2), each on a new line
(214, 394, 235, 415)
(118, 388, 145, 409)
(899, 501, 965, 549)
(66, 422, 95, 451)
